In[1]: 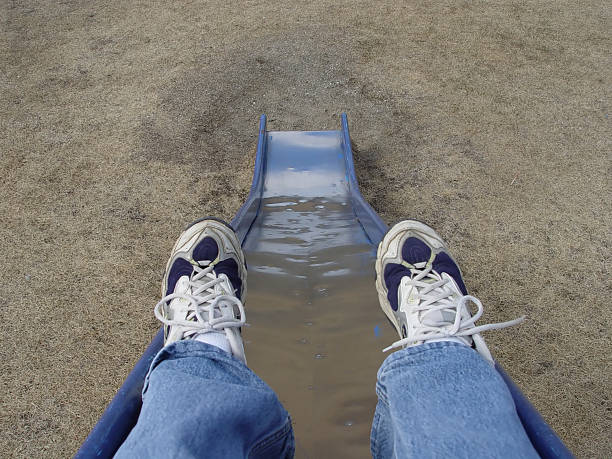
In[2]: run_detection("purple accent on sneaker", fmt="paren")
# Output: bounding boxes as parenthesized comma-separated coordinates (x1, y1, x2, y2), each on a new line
(214, 258, 243, 300)
(166, 258, 194, 296)
(433, 252, 468, 295)
(384, 263, 408, 311)
(165, 237, 244, 299)
(193, 237, 219, 264)
(383, 236, 468, 311)
(384, 237, 432, 311)
(192, 237, 243, 300)
(401, 237, 431, 265)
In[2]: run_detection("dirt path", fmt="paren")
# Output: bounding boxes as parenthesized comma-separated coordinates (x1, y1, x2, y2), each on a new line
(1, 0, 609, 456)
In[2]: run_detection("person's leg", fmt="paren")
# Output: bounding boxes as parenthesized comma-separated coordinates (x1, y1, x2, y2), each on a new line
(372, 220, 537, 458)
(371, 343, 537, 458)
(116, 341, 293, 458)
(116, 218, 294, 458)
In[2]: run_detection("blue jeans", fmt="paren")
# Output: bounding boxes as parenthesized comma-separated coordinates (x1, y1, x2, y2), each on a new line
(116, 341, 538, 458)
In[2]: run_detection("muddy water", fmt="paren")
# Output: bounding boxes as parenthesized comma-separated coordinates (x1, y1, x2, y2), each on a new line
(241, 131, 390, 458)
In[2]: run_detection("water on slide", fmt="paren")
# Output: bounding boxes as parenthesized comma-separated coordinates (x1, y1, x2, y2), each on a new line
(242, 131, 389, 457)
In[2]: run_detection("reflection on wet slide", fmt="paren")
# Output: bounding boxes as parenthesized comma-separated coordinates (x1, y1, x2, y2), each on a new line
(242, 130, 388, 457)
(244, 198, 386, 457)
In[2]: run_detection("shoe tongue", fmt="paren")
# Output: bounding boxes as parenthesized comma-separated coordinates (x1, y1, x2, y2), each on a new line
(175, 274, 232, 319)
(422, 307, 456, 326)
(410, 272, 458, 325)
(168, 276, 194, 320)
(175, 275, 189, 290)
(213, 278, 228, 296)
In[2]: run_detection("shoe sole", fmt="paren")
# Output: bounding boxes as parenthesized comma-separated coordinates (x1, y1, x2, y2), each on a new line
(162, 217, 247, 300)
(374, 220, 450, 337)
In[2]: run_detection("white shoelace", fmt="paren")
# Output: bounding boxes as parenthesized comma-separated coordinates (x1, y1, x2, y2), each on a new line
(383, 262, 525, 358)
(154, 260, 246, 339)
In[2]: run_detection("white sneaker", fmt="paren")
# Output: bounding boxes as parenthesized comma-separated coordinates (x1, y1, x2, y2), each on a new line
(375, 220, 524, 363)
(154, 218, 248, 364)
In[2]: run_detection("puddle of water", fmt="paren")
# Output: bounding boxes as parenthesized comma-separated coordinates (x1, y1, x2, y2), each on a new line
(266, 201, 299, 208)
(240, 131, 389, 457)
(243, 196, 387, 458)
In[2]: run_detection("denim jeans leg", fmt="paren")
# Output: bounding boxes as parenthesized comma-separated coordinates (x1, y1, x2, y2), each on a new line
(115, 340, 294, 458)
(370, 341, 539, 459)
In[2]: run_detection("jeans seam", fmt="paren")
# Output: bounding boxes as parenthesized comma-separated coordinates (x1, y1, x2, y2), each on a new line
(370, 405, 382, 458)
(248, 416, 293, 456)
(376, 381, 389, 406)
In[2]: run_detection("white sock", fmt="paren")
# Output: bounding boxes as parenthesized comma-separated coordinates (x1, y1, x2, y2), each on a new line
(425, 337, 470, 346)
(194, 331, 232, 354)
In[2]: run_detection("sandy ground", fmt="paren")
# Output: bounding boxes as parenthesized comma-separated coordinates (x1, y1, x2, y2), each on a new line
(1, 0, 610, 457)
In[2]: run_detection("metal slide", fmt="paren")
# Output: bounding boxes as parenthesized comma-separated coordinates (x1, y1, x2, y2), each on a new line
(77, 114, 571, 458)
